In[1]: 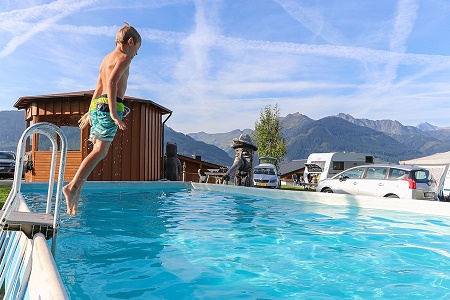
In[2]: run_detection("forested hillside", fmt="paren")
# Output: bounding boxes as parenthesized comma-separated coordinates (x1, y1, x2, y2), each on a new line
(189, 129, 253, 158)
(164, 126, 233, 166)
(283, 116, 420, 163)
(335, 113, 450, 159)
(0, 111, 25, 151)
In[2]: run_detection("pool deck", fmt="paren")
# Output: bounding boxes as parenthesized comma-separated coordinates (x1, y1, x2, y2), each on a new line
(0, 180, 13, 186)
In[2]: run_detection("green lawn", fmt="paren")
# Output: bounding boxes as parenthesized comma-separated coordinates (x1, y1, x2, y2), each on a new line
(281, 185, 315, 192)
(0, 186, 11, 206)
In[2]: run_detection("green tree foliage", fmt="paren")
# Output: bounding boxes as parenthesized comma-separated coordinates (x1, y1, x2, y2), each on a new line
(253, 104, 288, 163)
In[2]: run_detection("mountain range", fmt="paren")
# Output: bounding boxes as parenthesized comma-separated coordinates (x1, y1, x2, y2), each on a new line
(0, 110, 26, 150)
(187, 112, 450, 164)
(2, 110, 450, 167)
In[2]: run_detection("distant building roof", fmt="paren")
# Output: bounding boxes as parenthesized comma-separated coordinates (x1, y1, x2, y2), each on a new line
(279, 159, 307, 176)
(177, 154, 224, 169)
(14, 90, 172, 114)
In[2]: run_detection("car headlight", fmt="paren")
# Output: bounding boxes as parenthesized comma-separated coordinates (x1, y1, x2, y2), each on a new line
(10, 162, 15, 168)
(270, 178, 277, 183)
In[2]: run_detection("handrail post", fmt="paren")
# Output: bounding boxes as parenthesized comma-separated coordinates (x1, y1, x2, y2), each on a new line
(0, 122, 67, 257)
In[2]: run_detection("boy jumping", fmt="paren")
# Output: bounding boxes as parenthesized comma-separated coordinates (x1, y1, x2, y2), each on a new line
(63, 23, 141, 215)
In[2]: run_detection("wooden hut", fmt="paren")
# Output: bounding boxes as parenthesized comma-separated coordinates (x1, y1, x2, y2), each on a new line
(14, 91, 172, 182)
(278, 159, 306, 185)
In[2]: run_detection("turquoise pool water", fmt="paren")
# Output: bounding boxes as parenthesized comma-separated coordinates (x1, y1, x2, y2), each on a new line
(23, 183, 450, 299)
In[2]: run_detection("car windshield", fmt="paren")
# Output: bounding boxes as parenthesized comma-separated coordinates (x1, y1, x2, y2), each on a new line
(413, 169, 432, 183)
(259, 157, 277, 165)
(254, 167, 276, 175)
(0, 152, 13, 160)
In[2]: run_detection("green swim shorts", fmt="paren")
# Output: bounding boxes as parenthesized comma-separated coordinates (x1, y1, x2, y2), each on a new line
(89, 95, 124, 142)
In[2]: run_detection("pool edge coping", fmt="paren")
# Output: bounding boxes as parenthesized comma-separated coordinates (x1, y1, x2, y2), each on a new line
(191, 182, 450, 218)
(20, 181, 450, 218)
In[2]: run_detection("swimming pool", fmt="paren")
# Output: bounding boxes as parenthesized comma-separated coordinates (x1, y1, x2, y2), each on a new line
(22, 182, 450, 299)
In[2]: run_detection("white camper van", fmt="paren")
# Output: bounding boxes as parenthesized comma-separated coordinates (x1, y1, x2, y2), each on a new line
(304, 152, 374, 183)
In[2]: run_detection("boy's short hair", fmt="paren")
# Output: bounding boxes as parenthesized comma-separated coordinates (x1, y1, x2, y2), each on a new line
(116, 22, 141, 45)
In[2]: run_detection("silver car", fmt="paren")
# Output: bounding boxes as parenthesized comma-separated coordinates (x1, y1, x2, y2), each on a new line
(316, 164, 437, 200)
(253, 163, 281, 189)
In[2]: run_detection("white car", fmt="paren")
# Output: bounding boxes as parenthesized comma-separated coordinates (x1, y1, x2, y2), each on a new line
(253, 163, 281, 189)
(316, 164, 437, 200)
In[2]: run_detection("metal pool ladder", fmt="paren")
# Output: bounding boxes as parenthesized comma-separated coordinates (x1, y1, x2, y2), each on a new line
(0, 122, 67, 256)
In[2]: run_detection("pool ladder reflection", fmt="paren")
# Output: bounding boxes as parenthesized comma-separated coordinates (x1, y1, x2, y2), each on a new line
(0, 122, 67, 256)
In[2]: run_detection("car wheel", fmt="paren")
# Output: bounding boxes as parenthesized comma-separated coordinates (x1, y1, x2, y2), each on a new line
(322, 188, 333, 193)
(386, 194, 399, 198)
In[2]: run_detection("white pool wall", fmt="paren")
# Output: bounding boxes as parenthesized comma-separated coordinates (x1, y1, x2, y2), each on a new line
(28, 233, 68, 300)
(191, 182, 450, 218)
(0, 192, 68, 300)
(22, 181, 450, 218)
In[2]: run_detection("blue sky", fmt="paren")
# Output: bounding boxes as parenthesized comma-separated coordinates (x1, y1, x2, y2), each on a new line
(2, 0, 450, 134)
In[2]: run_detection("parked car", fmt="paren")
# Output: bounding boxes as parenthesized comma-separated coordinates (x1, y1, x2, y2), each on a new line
(316, 164, 437, 200)
(0, 151, 16, 179)
(253, 157, 281, 189)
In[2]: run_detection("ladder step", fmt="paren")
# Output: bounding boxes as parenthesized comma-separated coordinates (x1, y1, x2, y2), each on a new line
(0, 210, 55, 240)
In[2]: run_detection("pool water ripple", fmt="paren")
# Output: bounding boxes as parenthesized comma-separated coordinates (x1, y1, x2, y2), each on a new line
(23, 187, 450, 299)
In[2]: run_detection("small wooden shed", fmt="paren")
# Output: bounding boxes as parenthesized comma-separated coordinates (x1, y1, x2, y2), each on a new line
(278, 159, 307, 184)
(176, 154, 225, 183)
(14, 90, 172, 182)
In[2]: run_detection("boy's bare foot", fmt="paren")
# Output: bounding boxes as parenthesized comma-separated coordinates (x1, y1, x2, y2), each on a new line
(71, 189, 82, 215)
(63, 184, 76, 215)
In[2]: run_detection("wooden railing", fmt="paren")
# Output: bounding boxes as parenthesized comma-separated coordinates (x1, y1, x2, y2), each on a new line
(25, 151, 82, 182)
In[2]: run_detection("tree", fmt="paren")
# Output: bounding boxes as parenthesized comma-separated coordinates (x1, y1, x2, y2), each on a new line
(253, 104, 288, 164)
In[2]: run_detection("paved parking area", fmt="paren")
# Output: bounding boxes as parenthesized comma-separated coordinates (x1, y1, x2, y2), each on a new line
(0, 180, 13, 186)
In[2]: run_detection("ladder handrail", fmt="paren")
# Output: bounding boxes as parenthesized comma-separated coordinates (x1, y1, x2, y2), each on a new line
(0, 122, 67, 256)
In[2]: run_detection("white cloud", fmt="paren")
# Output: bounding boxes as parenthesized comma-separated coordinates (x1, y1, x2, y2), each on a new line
(0, 0, 100, 58)
(2, 0, 450, 133)
(362, 0, 419, 94)
(274, 0, 349, 45)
